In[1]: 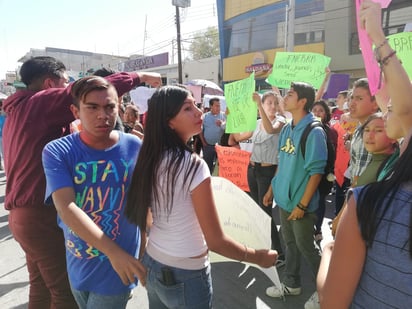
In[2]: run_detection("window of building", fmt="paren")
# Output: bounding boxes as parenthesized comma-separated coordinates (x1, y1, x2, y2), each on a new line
(226, 0, 325, 57)
(349, 0, 412, 55)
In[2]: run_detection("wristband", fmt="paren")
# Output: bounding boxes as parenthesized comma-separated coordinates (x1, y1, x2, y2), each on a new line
(240, 244, 248, 262)
(297, 203, 307, 212)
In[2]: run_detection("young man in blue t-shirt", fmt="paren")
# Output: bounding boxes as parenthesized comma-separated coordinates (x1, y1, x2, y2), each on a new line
(263, 82, 327, 309)
(42, 76, 147, 308)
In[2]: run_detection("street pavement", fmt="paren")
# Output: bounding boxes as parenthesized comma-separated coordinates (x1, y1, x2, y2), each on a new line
(0, 169, 335, 309)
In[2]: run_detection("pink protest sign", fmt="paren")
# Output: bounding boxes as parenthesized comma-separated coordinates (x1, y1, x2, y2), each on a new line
(355, 0, 389, 95)
(377, 0, 392, 9)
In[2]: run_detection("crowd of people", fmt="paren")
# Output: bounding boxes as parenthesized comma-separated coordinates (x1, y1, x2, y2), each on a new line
(1, 1, 411, 308)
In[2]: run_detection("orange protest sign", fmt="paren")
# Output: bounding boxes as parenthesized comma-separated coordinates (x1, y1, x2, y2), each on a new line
(215, 145, 251, 192)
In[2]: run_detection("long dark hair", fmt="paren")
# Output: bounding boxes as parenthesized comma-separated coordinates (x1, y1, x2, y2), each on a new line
(357, 137, 412, 257)
(312, 100, 331, 124)
(125, 86, 201, 230)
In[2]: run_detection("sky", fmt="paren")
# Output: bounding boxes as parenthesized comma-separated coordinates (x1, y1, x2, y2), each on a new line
(0, 0, 218, 79)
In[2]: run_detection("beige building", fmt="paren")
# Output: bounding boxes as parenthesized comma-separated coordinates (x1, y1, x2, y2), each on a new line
(17, 47, 129, 81)
(10, 48, 220, 87)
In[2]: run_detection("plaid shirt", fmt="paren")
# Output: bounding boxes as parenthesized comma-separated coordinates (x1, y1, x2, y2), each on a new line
(349, 125, 372, 182)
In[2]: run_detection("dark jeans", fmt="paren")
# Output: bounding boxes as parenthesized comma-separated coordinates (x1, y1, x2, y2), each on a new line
(315, 193, 327, 234)
(9, 207, 77, 309)
(247, 164, 283, 256)
(202, 144, 217, 174)
(334, 177, 351, 216)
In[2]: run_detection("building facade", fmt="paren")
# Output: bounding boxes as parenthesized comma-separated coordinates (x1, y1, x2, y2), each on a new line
(17, 47, 130, 81)
(10, 47, 220, 88)
(216, 0, 412, 88)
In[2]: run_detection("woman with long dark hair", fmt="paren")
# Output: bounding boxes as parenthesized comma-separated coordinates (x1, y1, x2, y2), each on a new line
(125, 86, 277, 308)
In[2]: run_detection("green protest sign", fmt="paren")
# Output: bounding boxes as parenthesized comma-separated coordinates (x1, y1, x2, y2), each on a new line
(266, 52, 331, 89)
(387, 32, 412, 79)
(224, 72, 257, 133)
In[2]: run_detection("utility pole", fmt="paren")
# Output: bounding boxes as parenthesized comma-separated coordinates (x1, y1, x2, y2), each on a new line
(172, 0, 191, 84)
(175, 6, 183, 83)
(143, 15, 147, 55)
(286, 0, 295, 52)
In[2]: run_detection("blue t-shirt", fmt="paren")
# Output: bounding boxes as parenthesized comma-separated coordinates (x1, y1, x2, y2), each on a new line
(42, 131, 141, 295)
(0, 114, 6, 137)
(202, 111, 226, 145)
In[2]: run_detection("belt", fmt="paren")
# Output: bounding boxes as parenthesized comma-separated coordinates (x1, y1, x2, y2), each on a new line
(250, 162, 276, 167)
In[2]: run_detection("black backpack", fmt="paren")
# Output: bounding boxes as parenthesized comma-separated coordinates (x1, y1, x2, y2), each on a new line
(300, 121, 336, 195)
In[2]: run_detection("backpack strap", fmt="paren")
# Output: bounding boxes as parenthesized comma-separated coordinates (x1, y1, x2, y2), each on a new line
(300, 121, 323, 158)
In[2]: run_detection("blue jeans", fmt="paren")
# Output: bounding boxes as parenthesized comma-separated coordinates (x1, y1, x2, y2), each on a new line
(141, 252, 213, 309)
(70, 287, 131, 309)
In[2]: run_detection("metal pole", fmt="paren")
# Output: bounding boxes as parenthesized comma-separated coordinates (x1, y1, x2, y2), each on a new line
(176, 6, 183, 84)
(284, 4, 289, 51)
(286, 0, 295, 52)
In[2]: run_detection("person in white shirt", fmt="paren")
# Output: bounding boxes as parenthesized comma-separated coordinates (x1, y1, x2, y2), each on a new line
(125, 85, 277, 309)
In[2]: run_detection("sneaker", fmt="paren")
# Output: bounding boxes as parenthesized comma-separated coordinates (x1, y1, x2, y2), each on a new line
(304, 291, 320, 309)
(266, 283, 301, 298)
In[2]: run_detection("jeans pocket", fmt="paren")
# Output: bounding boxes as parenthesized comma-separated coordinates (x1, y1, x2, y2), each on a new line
(154, 275, 185, 308)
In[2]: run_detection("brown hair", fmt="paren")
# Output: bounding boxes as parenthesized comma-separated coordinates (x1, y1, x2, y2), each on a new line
(71, 76, 117, 107)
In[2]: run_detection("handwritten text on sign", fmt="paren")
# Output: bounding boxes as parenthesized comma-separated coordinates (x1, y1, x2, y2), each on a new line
(267, 52, 331, 89)
(224, 72, 257, 133)
(215, 145, 251, 192)
(209, 177, 282, 289)
(387, 32, 412, 79)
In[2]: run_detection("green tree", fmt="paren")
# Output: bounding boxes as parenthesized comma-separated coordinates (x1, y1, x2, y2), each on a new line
(188, 26, 219, 60)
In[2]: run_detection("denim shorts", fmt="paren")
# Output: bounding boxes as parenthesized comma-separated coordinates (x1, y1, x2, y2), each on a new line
(70, 287, 131, 309)
(141, 252, 213, 309)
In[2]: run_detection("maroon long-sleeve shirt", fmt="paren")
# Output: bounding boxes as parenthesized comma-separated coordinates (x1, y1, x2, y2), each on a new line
(3, 72, 140, 210)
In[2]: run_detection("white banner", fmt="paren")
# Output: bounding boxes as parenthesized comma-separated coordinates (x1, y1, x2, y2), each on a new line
(210, 177, 282, 292)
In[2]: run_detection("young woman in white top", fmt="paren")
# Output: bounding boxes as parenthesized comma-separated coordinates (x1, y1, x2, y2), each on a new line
(125, 86, 277, 309)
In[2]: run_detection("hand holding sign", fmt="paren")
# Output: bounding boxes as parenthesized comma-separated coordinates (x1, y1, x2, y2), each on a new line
(356, 0, 393, 95)
(224, 73, 257, 133)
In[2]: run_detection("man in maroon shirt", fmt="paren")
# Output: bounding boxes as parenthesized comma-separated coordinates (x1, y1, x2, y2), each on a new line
(3, 56, 161, 308)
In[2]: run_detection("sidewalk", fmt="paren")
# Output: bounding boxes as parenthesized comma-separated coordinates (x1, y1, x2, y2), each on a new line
(0, 169, 335, 308)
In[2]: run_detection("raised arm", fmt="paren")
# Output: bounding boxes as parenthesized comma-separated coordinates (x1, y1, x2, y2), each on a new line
(315, 67, 331, 102)
(253, 92, 285, 134)
(360, 0, 412, 133)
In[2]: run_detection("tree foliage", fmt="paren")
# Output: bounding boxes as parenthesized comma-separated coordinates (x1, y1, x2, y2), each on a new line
(188, 26, 219, 60)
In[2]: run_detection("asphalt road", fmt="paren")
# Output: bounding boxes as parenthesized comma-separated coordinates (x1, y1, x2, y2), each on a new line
(0, 170, 335, 309)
